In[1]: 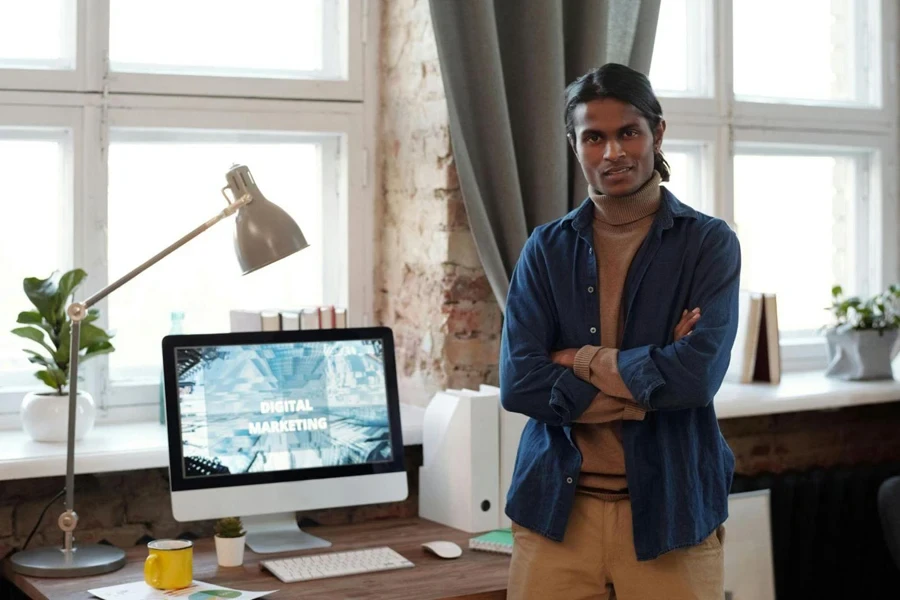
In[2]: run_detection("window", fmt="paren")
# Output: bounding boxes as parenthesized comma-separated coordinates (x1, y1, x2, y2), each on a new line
(0, 0, 75, 70)
(0, 2, 375, 426)
(650, 0, 896, 371)
(0, 130, 72, 388)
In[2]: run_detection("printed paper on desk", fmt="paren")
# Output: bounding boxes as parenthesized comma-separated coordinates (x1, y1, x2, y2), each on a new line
(88, 580, 277, 600)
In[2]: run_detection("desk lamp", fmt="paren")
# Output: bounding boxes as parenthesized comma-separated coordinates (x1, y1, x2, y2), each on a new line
(9, 164, 309, 577)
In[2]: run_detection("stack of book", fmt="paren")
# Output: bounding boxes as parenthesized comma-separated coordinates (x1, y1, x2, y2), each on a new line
(229, 306, 348, 332)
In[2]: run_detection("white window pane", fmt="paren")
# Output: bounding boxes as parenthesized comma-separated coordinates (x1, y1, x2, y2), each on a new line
(735, 151, 859, 335)
(650, 0, 710, 96)
(733, 0, 874, 105)
(661, 144, 703, 208)
(109, 0, 342, 80)
(108, 131, 336, 380)
(0, 0, 74, 69)
(0, 134, 71, 386)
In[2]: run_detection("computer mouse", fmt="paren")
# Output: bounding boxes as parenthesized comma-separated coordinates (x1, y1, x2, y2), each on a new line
(422, 540, 463, 559)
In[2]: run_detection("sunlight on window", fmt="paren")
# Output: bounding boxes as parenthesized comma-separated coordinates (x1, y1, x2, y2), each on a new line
(660, 144, 704, 210)
(733, 0, 868, 104)
(0, 0, 73, 69)
(734, 153, 857, 334)
(0, 137, 70, 383)
(649, 0, 689, 94)
(109, 0, 329, 78)
(107, 132, 331, 379)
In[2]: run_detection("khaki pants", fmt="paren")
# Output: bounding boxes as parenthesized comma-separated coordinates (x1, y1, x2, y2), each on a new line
(508, 495, 724, 600)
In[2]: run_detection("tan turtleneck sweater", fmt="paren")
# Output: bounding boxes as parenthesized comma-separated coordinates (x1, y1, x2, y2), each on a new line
(572, 171, 661, 496)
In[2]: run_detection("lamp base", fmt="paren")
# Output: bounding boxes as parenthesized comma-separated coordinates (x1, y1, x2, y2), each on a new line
(9, 543, 126, 578)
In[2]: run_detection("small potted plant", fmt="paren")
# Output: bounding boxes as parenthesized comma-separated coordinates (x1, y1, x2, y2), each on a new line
(824, 284, 900, 380)
(12, 269, 115, 442)
(214, 516, 247, 567)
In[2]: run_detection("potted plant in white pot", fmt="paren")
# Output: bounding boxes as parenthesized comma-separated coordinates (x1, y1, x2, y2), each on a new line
(824, 284, 900, 380)
(214, 516, 247, 567)
(12, 269, 115, 442)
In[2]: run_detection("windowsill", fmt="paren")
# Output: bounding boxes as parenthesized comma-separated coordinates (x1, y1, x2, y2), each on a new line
(716, 370, 900, 419)
(3, 372, 900, 481)
(0, 403, 425, 482)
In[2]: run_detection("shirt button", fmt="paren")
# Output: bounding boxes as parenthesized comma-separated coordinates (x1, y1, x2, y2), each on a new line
(566, 477, 574, 484)
(590, 327, 597, 334)
(589, 248, 593, 254)
(587, 286, 594, 293)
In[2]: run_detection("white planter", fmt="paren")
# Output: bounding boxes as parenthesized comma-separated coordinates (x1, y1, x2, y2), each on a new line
(215, 535, 246, 567)
(20, 390, 96, 443)
(825, 329, 899, 381)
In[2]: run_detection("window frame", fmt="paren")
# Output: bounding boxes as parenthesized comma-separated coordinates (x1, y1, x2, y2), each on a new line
(655, 0, 899, 371)
(0, 1, 377, 428)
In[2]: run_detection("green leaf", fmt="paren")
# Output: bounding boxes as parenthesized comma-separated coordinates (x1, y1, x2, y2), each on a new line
(12, 326, 56, 356)
(23, 273, 60, 328)
(16, 311, 43, 325)
(831, 285, 843, 298)
(17, 310, 54, 338)
(54, 269, 87, 319)
(34, 369, 64, 393)
(83, 308, 100, 325)
(82, 341, 114, 362)
(79, 322, 112, 349)
(56, 320, 71, 368)
(23, 349, 54, 368)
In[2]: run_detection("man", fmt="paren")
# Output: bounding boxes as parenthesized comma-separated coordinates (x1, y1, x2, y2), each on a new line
(501, 63, 741, 599)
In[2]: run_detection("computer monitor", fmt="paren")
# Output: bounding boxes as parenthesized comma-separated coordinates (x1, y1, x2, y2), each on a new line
(162, 327, 408, 554)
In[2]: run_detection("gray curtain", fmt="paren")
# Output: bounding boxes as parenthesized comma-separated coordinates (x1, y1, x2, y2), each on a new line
(429, 0, 661, 312)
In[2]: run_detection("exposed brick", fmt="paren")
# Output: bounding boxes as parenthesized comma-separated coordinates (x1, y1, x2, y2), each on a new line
(13, 496, 66, 540)
(76, 524, 148, 548)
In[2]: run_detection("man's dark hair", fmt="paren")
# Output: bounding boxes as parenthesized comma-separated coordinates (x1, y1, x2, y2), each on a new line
(564, 63, 670, 182)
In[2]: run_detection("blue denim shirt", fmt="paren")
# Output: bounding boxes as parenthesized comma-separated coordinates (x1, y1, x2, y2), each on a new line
(500, 187, 740, 561)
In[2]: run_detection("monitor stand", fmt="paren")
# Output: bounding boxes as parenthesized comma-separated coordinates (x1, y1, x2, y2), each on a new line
(242, 513, 332, 554)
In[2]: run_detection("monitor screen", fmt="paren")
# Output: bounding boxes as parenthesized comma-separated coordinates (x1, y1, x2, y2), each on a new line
(176, 338, 393, 479)
(163, 328, 405, 494)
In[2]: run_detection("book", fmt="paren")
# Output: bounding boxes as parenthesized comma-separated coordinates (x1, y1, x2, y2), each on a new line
(260, 311, 281, 332)
(468, 529, 513, 555)
(319, 306, 335, 329)
(229, 309, 262, 332)
(755, 294, 781, 384)
(280, 311, 301, 331)
(726, 291, 781, 384)
(334, 307, 347, 329)
(300, 307, 320, 330)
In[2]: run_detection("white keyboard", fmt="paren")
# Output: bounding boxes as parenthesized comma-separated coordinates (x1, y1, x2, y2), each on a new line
(260, 546, 414, 583)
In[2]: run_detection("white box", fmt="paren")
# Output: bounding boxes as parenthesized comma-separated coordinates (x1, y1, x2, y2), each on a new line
(419, 389, 500, 533)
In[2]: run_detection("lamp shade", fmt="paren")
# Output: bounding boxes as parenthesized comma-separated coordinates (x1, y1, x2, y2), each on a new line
(225, 164, 309, 275)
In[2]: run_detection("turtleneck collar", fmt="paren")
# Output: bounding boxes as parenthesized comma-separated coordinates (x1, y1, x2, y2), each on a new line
(589, 171, 662, 226)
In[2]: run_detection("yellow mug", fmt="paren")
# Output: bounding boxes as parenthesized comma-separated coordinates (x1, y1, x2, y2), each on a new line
(144, 539, 193, 590)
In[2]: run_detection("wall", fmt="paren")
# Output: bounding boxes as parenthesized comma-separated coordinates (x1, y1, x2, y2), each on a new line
(375, 0, 502, 408)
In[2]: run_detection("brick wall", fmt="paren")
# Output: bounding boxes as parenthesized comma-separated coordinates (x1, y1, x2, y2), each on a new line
(375, 0, 502, 408)
(722, 402, 900, 476)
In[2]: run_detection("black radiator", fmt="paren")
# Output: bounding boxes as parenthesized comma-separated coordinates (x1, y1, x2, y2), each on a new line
(731, 462, 900, 599)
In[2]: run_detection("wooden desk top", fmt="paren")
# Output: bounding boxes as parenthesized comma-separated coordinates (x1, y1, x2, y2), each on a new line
(4, 518, 509, 600)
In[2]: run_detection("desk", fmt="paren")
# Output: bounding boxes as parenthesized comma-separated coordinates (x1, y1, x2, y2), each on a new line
(4, 518, 509, 600)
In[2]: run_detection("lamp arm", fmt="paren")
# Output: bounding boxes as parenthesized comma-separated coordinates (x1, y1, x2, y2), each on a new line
(80, 193, 252, 312)
(59, 192, 252, 553)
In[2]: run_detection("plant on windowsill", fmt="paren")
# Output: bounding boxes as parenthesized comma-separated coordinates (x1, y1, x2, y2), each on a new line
(823, 284, 900, 381)
(11, 269, 115, 442)
(214, 516, 247, 567)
